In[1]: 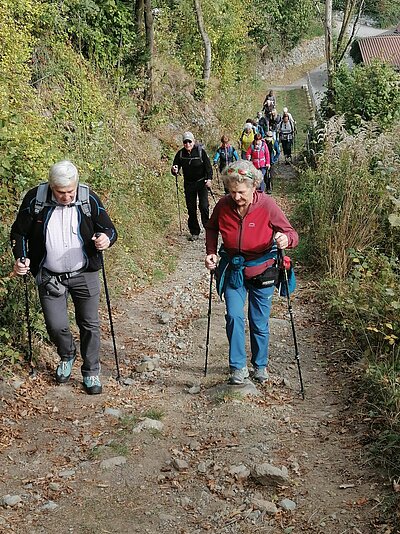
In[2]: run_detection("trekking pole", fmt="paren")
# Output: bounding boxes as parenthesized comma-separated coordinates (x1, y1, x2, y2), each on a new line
(208, 187, 217, 206)
(21, 258, 36, 377)
(174, 172, 182, 235)
(95, 235, 121, 382)
(214, 165, 221, 188)
(278, 249, 305, 399)
(204, 270, 214, 376)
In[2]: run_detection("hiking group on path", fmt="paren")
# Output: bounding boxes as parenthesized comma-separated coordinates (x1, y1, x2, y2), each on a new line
(10, 90, 299, 392)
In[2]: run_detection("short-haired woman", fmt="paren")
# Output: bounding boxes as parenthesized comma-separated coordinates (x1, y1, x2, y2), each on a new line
(205, 160, 298, 385)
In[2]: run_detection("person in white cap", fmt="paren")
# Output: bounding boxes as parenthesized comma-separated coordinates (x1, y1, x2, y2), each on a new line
(171, 132, 213, 241)
(282, 107, 295, 124)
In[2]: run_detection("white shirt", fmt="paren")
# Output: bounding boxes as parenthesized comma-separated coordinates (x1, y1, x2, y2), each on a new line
(43, 201, 85, 274)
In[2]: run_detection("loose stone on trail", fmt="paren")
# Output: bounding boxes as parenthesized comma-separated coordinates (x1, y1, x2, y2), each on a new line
(251, 463, 290, 486)
(104, 407, 122, 418)
(279, 498, 297, 511)
(251, 498, 278, 515)
(100, 456, 127, 469)
(1, 494, 21, 507)
(132, 418, 164, 433)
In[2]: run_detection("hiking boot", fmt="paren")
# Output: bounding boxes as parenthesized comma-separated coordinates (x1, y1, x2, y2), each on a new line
(229, 367, 249, 385)
(83, 375, 102, 395)
(188, 234, 199, 241)
(253, 367, 269, 383)
(55, 357, 75, 384)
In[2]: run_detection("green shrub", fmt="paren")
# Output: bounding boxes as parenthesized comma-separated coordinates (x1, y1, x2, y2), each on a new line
(321, 62, 400, 131)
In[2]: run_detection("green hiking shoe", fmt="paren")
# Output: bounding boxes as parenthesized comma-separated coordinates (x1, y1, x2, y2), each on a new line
(55, 357, 75, 384)
(83, 375, 102, 395)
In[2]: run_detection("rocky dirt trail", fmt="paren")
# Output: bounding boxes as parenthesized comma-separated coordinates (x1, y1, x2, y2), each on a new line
(0, 163, 394, 534)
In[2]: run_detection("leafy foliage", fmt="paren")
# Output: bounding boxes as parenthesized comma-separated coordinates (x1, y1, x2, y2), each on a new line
(321, 62, 400, 131)
(249, 0, 317, 55)
(297, 118, 400, 478)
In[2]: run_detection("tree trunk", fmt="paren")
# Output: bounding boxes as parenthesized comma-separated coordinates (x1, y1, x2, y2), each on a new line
(324, 0, 365, 114)
(143, 0, 154, 109)
(193, 0, 211, 81)
(325, 0, 335, 112)
(135, 0, 144, 33)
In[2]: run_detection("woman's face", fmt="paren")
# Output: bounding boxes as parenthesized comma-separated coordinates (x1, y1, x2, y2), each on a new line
(255, 140, 262, 149)
(229, 181, 255, 208)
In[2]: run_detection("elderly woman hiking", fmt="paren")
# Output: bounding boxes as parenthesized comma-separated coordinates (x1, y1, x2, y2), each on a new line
(205, 160, 298, 385)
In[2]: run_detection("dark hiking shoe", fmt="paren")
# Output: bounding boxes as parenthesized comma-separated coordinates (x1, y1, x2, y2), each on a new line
(83, 376, 102, 395)
(253, 367, 269, 383)
(55, 357, 75, 384)
(188, 234, 199, 241)
(229, 367, 249, 385)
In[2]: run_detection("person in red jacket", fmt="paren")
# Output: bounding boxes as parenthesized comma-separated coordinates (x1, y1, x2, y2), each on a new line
(205, 160, 298, 385)
(245, 133, 270, 192)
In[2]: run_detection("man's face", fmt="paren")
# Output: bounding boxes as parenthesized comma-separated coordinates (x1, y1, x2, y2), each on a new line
(51, 182, 78, 205)
(183, 139, 194, 152)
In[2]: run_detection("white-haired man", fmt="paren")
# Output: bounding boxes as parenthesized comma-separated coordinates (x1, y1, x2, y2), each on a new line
(11, 160, 117, 394)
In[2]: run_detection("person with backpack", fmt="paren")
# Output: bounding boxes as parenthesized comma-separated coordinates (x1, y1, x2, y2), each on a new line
(10, 160, 117, 395)
(246, 133, 270, 192)
(171, 131, 213, 241)
(263, 90, 276, 114)
(278, 113, 295, 164)
(204, 160, 298, 385)
(213, 135, 239, 173)
(239, 123, 255, 159)
(253, 118, 265, 138)
(268, 109, 282, 139)
(265, 130, 280, 193)
(257, 111, 269, 138)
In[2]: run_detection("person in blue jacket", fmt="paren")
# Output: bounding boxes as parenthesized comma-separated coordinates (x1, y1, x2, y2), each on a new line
(213, 135, 239, 173)
(265, 130, 281, 193)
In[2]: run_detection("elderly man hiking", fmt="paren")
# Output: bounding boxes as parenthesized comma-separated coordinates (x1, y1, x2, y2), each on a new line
(171, 132, 213, 241)
(10, 160, 117, 395)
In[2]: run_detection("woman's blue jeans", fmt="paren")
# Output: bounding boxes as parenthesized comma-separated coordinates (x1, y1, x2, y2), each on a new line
(224, 281, 275, 370)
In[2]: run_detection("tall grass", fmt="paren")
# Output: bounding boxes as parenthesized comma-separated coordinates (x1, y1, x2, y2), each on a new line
(296, 117, 400, 480)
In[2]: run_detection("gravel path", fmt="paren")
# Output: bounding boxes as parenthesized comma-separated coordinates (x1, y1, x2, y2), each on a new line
(0, 163, 391, 534)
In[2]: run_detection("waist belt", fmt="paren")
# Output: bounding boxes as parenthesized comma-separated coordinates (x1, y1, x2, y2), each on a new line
(47, 267, 86, 282)
(216, 244, 277, 297)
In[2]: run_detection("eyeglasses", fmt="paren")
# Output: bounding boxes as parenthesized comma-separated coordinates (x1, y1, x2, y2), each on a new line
(183, 140, 193, 144)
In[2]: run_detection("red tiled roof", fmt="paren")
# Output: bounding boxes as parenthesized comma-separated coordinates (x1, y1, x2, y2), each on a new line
(358, 35, 400, 69)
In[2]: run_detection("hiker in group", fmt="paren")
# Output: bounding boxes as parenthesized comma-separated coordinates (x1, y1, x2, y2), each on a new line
(246, 133, 270, 192)
(278, 113, 295, 164)
(171, 131, 213, 241)
(282, 106, 295, 125)
(204, 160, 298, 385)
(265, 130, 281, 193)
(213, 135, 239, 174)
(10, 160, 117, 395)
(267, 109, 282, 139)
(257, 111, 269, 138)
(263, 90, 276, 114)
(239, 123, 255, 159)
(252, 118, 265, 138)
